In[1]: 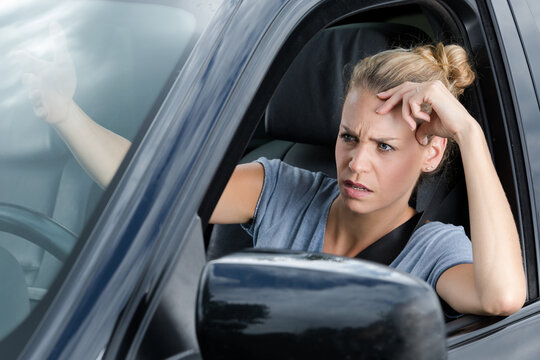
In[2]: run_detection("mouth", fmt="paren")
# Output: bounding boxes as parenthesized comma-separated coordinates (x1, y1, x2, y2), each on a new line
(343, 180, 372, 192)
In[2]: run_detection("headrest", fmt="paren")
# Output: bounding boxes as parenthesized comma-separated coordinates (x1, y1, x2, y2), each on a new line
(265, 23, 429, 146)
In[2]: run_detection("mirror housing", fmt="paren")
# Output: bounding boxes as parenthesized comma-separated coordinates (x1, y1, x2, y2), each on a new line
(196, 250, 446, 360)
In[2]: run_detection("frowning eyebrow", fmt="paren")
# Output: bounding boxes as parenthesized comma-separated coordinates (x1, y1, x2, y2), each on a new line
(340, 125, 399, 142)
(372, 137, 399, 142)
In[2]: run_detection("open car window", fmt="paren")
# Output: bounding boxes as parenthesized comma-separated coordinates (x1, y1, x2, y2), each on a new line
(0, 0, 219, 346)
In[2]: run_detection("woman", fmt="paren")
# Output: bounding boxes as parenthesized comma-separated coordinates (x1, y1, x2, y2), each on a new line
(19, 25, 526, 316)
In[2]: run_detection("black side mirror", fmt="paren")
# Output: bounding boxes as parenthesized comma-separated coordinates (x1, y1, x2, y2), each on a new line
(196, 249, 446, 360)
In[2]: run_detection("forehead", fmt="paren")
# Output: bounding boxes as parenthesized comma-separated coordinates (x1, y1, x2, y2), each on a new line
(341, 89, 407, 134)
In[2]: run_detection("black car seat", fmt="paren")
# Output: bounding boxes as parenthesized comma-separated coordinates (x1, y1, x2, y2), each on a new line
(207, 22, 469, 260)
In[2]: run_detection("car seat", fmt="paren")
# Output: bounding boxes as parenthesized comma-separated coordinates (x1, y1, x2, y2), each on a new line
(0, 246, 30, 339)
(0, 115, 102, 305)
(206, 22, 469, 260)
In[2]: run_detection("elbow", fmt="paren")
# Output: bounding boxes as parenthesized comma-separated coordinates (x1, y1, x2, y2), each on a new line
(480, 290, 526, 316)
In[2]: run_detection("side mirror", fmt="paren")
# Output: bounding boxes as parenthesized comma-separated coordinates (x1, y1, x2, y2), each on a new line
(196, 249, 446, 360)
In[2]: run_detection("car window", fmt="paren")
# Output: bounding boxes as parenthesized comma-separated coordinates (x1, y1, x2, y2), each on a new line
(523, 0, 540, 31)
(507, 0, 540, 241)
(0, 0, 219, 344)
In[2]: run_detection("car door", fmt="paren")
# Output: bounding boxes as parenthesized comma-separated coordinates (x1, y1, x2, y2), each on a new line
(447, 0, 540, 358)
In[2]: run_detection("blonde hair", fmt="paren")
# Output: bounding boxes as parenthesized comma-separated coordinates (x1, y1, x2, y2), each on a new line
(348, 43, 475, 97)
(347, 43, 476, 189)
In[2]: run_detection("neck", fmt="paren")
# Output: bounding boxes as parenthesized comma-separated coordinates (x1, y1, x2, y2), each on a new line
(324, 195, 416, 257)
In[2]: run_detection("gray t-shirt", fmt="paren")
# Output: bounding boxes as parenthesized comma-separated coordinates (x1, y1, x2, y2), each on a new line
(243, 157, 473, 289)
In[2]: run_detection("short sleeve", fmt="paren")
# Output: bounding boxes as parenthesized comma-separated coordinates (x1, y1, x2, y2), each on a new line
(424, 223, 473, 288)
(241, 157, 337, 251)
(241, 157, 279, 239)
(391, 221, 473, 289)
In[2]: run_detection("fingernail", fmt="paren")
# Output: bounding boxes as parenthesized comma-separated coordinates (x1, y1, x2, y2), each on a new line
(376, 91, 385, 97)
(420, 137, 428, 145)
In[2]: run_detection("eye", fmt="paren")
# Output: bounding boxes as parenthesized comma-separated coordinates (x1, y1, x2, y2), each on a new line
(340, 133, 357, 143)
(378, 142, 394, 152)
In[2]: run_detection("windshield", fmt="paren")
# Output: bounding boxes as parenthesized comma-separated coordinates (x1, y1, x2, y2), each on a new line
(0, 0, 220, 348)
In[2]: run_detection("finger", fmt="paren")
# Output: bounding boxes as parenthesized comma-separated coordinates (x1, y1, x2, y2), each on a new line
(27, 89, 48, 119)
(28, 89, 42, 104)
(376, 82, 411, 99)
(34, 104, 48, 119)
(13, 50, 47, 74)
(415, 121, 432, 146)
(376, 88, 410, 115)
(376, 92, 391, 99)
(401, 92, 417, 131)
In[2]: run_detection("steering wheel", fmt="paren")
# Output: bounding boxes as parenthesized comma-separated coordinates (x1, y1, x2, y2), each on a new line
(0, 203, 77, 262)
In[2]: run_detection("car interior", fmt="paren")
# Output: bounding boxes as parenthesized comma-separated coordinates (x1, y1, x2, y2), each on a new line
(139, 4, 496, 359)
(206, 21, 469, 261)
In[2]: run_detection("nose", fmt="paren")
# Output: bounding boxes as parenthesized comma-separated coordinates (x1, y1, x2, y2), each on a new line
(348, 145, 371, 173)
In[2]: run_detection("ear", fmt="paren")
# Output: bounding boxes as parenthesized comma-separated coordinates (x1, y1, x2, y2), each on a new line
(422, 136, 447, 173)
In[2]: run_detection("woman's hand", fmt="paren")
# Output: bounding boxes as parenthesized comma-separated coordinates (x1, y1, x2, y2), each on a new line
(376, 80, 526, 316)
(375, 80, 475, 146)
(16, 22, 76, 125)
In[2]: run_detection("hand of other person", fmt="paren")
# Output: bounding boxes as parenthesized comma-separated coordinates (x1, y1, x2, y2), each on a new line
(16, 22, 76, 125)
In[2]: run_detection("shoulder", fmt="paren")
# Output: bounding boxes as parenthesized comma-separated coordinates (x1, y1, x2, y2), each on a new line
(413, 221, 468, 240)
(407, 221, 472, 256)
(256, 156, 327, 178)
(245, 157, 337, 247)
(255, 157, 335, 192)
(392, 221, 473, 288)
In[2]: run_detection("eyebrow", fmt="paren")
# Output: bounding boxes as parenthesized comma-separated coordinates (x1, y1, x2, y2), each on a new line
(340, 125, 399, 142)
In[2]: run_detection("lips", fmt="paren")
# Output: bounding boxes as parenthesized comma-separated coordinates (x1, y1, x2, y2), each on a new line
(343, 180, 372, 198)
(344, 180, 372, 191)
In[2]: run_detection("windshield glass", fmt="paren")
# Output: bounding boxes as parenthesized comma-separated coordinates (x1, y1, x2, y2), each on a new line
(0, 0, 220, 347)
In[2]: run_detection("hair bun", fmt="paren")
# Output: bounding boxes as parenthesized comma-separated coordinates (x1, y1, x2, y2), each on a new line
(414, 43, 475, 97)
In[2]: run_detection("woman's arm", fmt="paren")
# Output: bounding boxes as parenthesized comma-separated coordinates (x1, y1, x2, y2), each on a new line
(17, 23, 129, 188)
(377, 81, 526, 315)
(53, 102, 131, 188)
(209, 162, 264, 224)
(436, 120, 525, 315)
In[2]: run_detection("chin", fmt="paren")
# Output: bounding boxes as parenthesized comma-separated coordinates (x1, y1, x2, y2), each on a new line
(340, 195, 377, 215)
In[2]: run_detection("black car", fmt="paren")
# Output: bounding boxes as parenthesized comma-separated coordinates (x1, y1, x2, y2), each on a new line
(0, 0, 539, 359)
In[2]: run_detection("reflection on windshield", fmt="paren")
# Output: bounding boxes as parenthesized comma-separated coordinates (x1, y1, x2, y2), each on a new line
(0, 0, 212, 345)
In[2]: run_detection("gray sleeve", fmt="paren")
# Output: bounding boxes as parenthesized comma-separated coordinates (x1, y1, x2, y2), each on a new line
(241, 157, 328, 248)
(424, 223, 473, 288)
(241, 157, 279, 241)
(392, 222, 473, 289)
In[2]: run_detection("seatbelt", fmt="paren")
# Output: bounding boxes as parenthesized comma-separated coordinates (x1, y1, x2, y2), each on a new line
(355, 212, 422, 265)
(354, 169, 464, 321)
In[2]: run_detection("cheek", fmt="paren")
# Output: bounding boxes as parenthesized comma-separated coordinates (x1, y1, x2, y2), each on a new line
(375, 149, 424, 184)
(335, 143, 350, 167)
